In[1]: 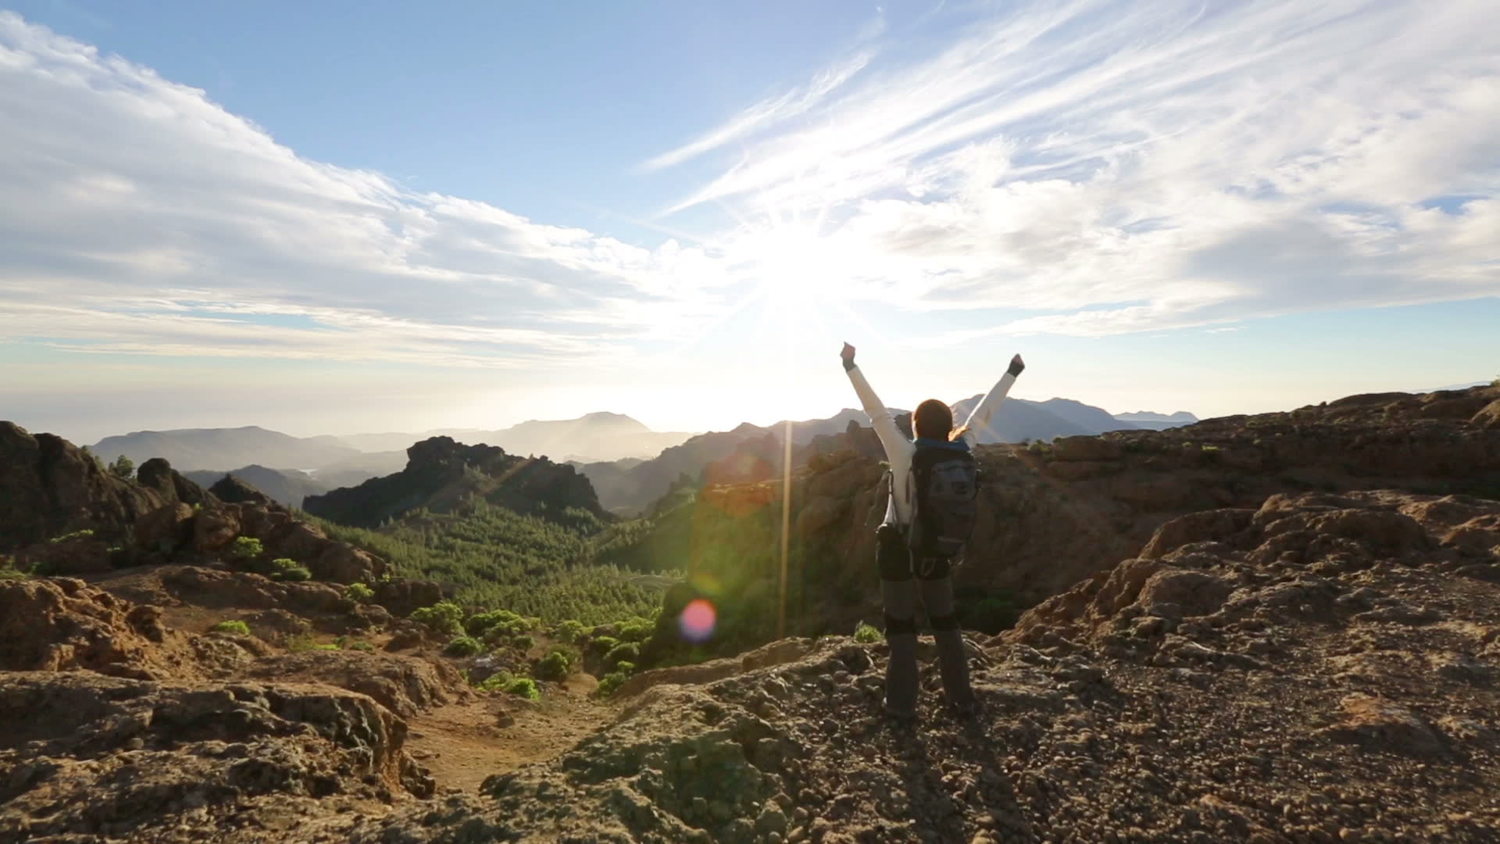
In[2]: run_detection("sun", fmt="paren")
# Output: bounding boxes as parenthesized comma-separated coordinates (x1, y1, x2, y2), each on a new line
(733, 222, 842, 309)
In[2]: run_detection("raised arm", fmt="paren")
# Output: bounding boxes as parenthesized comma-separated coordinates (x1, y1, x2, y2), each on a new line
(841, 343, 907, 460)
(958, 354, 1026, 444)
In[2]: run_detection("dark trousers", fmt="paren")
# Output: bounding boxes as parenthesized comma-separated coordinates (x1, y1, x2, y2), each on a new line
(876, 524, 976, 716)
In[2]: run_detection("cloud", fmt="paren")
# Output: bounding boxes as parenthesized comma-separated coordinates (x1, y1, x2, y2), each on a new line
(654, 0, 1500, 336)
(0, 11, 725, 367)
(642, 48, 876, 172)
(2, 0, 1496, 382)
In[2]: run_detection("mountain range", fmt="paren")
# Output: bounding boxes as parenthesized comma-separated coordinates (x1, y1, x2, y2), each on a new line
(89, 412, 695, 472)
(89, 399, 1199, 513)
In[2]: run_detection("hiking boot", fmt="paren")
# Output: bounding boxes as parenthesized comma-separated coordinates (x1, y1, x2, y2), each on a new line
(882, 704, 918, 729)
(933, 627, 976, 710)
(884, 632, 919, 718)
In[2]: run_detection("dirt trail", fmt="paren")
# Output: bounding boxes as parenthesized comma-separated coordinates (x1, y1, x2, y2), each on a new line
(406, 685, 617, 793)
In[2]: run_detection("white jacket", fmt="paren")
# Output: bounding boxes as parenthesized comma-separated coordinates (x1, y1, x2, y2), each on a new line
(845, 360, 1022, 526)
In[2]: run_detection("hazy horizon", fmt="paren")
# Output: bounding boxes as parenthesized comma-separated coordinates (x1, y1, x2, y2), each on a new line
(3, 1, 1497, 444)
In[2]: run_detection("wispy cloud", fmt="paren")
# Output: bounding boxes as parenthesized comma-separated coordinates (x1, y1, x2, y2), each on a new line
(654, 0, 1500, 335)
(0, 12, 725, 367)
(642, 48, 876, 172)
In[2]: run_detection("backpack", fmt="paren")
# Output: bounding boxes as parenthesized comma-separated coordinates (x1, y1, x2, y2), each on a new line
(906, 442, 979, 561)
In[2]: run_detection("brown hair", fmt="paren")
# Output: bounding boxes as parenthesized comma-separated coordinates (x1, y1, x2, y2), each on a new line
(913, 399, 954, 440)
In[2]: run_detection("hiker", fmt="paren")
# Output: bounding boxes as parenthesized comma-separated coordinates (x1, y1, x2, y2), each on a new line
(840, 341, 1024, 720)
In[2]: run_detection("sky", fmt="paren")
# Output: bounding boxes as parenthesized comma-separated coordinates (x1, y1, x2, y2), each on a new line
(1, 0, 1497, 444)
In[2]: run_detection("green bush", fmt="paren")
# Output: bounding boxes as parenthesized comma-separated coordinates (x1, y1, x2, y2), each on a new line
(444, 635, 483, 657)
(466, 608, 530, 639)
(588, 635, 620, 656)
(552, 619, 586, 643)
(477, 674, 513, 692)
(48, 529, 95, 544)
(603, 642, 639, 670)
(534, 649, 575, 682)
(108, 454, 134, 480)
(410, 601, 464, 635)
(614, 617, 655, 643)
(211, 620, 251, 636)
(502, 677, 540, 701)
(0, 558, 30, 581)
(346, 582, 375, 603)
(286, 633, 324, 652)
(595, 669, 632, 698)
(853, 621, 882, 643)
(510, 634, 535, 652)
(334, 635, 375, 651)
(229, 536, 264, 560)
(269, 558, 312, 582)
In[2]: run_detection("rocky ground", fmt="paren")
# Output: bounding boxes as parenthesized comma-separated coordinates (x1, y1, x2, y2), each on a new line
(336, 489, 1500, 842)
(4, 389, 1500, 842)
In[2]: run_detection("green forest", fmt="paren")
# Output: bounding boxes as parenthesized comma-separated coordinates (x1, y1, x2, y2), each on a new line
(311, 501, 678, 625)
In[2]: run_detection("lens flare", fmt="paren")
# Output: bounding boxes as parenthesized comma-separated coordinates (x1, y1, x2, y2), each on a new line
(679, 599, 717, 643)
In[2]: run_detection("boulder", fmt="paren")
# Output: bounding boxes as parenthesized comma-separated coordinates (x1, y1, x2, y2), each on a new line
(209, 474, 272, 505)
(1141, 509, 1255, 558)
(192, 505, 241, 553)
(136, 503, 195, 554)
(1472, 399, 1500, 430)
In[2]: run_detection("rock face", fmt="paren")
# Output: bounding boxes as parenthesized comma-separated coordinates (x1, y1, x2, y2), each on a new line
(353, 490, 1500, 842)
(304, 436, 606, 528)
(0, 422, 166, 549)
(0, 422, 391, 587)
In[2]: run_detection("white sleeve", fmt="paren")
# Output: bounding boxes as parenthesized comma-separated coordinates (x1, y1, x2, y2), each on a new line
(845, 365, 907, 461)
(959, 355, 1025, 445)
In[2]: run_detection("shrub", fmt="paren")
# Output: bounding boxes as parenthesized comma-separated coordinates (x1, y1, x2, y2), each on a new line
(108, 454, 134, 480)
(603, 642, 639, 670)
(466, 608, 530, 639)
(285, 633, 322, 652)
(510, 635, 535, 652)
(229, 536, 263, 560)
(211, 620, 251, 636)
(410, 601, 464, 636)
(0, 557, 30, 581)
(502, 677, 540, 701)
(334, 635, 375, 652)
(48, 529, 95, 544)
(346, 582, 375, 603)
(588, 635, 620, 656)
(595, 670, 631, 698)
(444, 636, 483, 657)
(534, 650, 574, 682)
(474, 670, 516, 692)
(269, 558, 312, 582)
(552, 619, 586, 643)
(614, 617, 654, 643)
(853, 621, 882, 643)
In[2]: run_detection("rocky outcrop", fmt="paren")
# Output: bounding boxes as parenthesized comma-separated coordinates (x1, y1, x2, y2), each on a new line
(304, 436, 606, 528)
(0, 422, 165, 549)
(0, 422, 388, 587)
(0, 672, 433, 842)
(0, 577, 177, 675)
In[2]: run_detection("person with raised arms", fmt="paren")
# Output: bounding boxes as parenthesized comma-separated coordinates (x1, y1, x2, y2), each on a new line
(841, 341, 1025, 721)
